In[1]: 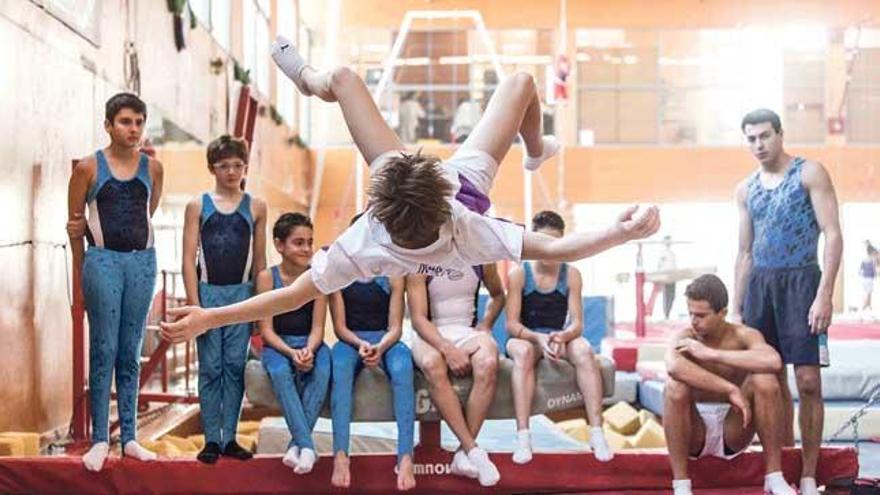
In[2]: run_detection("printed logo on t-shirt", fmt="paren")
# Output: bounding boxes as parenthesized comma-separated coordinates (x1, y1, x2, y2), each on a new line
(416, 264, 464, 281)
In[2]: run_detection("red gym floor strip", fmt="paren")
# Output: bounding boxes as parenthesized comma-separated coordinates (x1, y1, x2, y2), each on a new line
(0, 447, 857, 494)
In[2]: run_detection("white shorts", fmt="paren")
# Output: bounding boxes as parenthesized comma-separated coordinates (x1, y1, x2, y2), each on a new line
(444, 147, 498, 196)
(692, 403, 749, 460)
(412, 324, 484, 350)
(863, 277, 875, 295)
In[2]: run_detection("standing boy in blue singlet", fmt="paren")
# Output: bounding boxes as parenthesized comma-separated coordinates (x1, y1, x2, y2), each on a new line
(182, 135, 267, 463)
(67, 93, 165, 471)
(504, 211, 612, 464)
(733, 109, 842, 495)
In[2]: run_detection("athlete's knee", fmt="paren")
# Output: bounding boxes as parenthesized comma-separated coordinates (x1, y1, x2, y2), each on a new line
(569, 339, 595, 365)
(509, 71, 537, 93)
(665, 378, 692, 404)
(508, 340, 535, 366)
(794, 367, 821, 397)
(329, 66, 359, 90)
(421, 354, 448, 383)
(751, 373, 781, 398)
(472, 351, 498, 383)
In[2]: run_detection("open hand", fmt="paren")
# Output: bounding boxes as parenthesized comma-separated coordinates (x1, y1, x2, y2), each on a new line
(727, 387, 751, 429)
(160, 306, 212, 343)
(675, 337, 717, 361)
(67, 213, 87, 238)
(808, 294, 832, 335)
(615, 205, 661, 241)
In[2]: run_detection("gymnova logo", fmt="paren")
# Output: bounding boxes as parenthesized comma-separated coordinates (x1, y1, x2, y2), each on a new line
(547, 391, 583, 409)
(413, 462, 453, 475)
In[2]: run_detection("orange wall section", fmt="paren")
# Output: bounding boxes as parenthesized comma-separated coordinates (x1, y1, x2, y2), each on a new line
(341, 0, 880, 29)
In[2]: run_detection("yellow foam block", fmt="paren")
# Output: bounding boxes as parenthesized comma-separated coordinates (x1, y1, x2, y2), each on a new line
(638, 409, 658, 427)
(556, 418, 589, 443)
(629, 418, 667, 448)
(186, 434, 205, 450)
(0, 437, 24, 456)
(142, 440, 181, 457)
(237, 421, 261, 436)
(602, 402, 641, 435)
(601, 426, 631, 451)
(236, 434, 257, 452)
(0, 433, 39, 456)
(161, 435, 198, 453)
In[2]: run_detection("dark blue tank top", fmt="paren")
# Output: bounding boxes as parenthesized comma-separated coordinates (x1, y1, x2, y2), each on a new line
(746, 158, 820, 269)
(198, 193, 254, 285)
(341, 277, 391, 331)
(85, 150, 152, 252)
(271, 266, 314, 336)
(521, 262, 569, 331)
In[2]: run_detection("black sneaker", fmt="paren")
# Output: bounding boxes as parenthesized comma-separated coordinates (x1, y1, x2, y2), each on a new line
(222, 440, 253, 460)
(197, 442, 221, 464)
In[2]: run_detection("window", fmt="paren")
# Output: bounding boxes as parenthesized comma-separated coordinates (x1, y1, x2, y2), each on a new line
(189, 0, 230, 51)
(341, 26, 554, 145)
(846, 28, 880, 143)
(242, 0, 270, 95)
(576, 27, 827, 146)
(210, 0, 230, 50)
(275, 0, 296, 126)
(189, 0, 210, 28)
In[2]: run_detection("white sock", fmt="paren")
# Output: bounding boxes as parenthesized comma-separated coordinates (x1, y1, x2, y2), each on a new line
(283, 446, 300, 469)
(123, 441, 157, 462)
(271, 35, 312, 95)
(512, 429, 532, 464)
(588, 427, 614, 462)
(82, 442, 110, 472)
(672, 479, 692, 495)
(450, 449, 478, 479)
(466, 446, 501, 487)
(523, 135, 560, 171)
(294, 448, 316, 474)
(799, 477, 819, 495)
(762, 472, 795, 495)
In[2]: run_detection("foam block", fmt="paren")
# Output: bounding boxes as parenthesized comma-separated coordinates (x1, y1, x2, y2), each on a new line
(186, 434, 205, 450)
(237, 421, 261, 436)
(638, 410, 658, 427)
(629, 418, 666, 448)
(236, 434, 257, 452)
(611, 346, 638, 372)
(142, 440, 182, 457)
(603, 402, 641, 435)
(0, 433, 39, 456)
(556, 418, 589, 443)
(0, 437, 24, 456)
(636, 343, 667, 363)
(601, 425, 631, 451)
(160, 435, 197, 453)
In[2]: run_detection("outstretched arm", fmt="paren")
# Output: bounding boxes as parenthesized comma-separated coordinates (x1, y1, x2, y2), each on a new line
(522, 205, 660, 262)
(160, 268, 322, 343)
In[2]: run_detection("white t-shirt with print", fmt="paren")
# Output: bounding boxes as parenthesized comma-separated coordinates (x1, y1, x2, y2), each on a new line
(310, 163, 522, 294)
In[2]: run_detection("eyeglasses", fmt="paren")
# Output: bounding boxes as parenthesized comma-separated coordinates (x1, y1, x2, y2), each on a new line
(213, 162, 246, 172)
